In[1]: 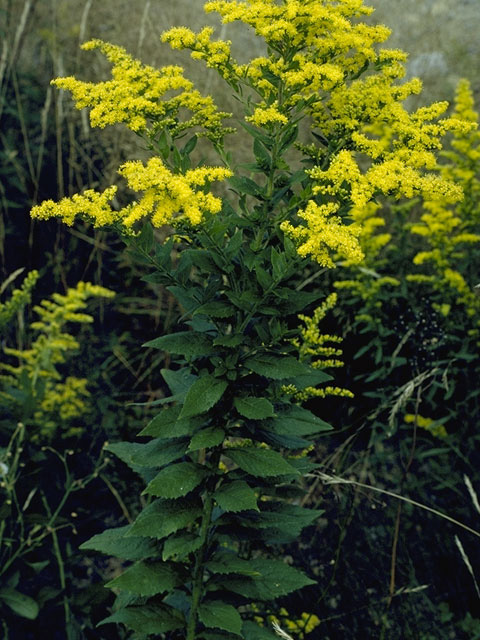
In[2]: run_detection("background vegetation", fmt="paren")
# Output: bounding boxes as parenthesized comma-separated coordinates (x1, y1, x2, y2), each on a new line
(1, 0, 480, 638)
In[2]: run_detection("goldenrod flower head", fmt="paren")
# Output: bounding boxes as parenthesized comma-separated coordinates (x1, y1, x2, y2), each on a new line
(0, 270, 39, 332)
(281, 200, 363, 267)
(1, 282, 114, 438)
(53, 39, 232, 142)
(31, 187, 120, 228)
(246, 101, 288, 127)
(162, 26, 234, 78)
(118, 158, 232, 228)
(31, 160, 232, 231)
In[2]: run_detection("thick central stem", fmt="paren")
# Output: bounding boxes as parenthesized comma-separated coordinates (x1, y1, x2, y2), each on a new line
(186, 492, 214, 640)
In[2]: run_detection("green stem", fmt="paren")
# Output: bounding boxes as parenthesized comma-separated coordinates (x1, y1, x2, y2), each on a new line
(186, 493, 214, 640)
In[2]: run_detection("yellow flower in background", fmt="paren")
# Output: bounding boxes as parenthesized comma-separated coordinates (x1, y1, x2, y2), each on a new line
(1, 281, 115, 438)
(404, 413, 447, 439)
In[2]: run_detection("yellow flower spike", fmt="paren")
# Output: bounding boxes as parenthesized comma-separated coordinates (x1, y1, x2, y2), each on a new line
(0, 270, 39, 332)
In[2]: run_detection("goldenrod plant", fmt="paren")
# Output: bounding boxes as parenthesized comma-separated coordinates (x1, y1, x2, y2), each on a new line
(30, 1, 472, 638)
(1, 277, 115, 438)
(0, 274, 115, 636)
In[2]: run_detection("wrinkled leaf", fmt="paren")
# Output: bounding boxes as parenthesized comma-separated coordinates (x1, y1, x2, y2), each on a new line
(234, 397, 275, 420)
(105, 562, 181, 596)
(213, 480, 259, 512)
(143, 331, 215, 357)
(226, 447, 299, 477)
(188, 426, 225, 452)
(179, 376, 228, 419)
(99, 604, 184, 633)
(127, 498, 202, 540)
(198, 601, 243, 635)
(244, 355, 312, 379)
(162, 532, 202, 561)
(106, 438, 188, 470)
(80, 525, 157, 561)
(144, 462, 209, 498)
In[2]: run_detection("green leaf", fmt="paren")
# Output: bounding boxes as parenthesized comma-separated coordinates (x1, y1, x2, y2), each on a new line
(271, 247, 288, 281)
(105, 562, 181, 596)
(218, 558, 315, 600)
(238, 120, 272, 145)
(144, 462, 209, 498)
(226, 290, 261, 311)
(181, 134, 198, 155)
(278, 124, 299, 153)
(213, 480, 259, 512)
(80, 525, 157, 561)
(99, 604, 184, 633)
(271, 406, 332, 436)
(127, 498, 202, 540)
(213, 335, 243, 348)
(198, 601, 243, 635)
(225, 448, 299, 477)
(206, 552, 262, 577)
(0, 589, 39, 619)
(239, 502, 324, 541)
(253, 138, 271, 169)
(228, 175, 263, 197)
(255, 266, 271, 290)
(193, 301, 234, 318)
(162, 532, 202, 561)
(258, 428, 312, 450)
(188, 426, 225, 452)
(284, 368, 333, 388)
(179, 375, 228, 419)
(135, 222, 154, 253)
(244, 355, 312, 379)
(143, 331, 215, 357)
(139, 405, 202, 439)
(234, 397, 275, 420)
(106, 438, 188, 470)
(162, 368, 197, 395)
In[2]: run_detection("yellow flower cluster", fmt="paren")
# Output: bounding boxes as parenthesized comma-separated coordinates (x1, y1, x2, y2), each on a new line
(0, 270, 39, 332)
(31, 160, 232, 230)
(119, 159, 232, 227)
(407, 80, 480, 325)
(205, 0, 385, 80)
(246, 101, 288, 127)
(293, 293, 343, 367)
(30, 187, 120, 228)
(1, 282, 114, 438)
(53, 39, 231, 141)
(162, 26, 234, 79)
(404, 413, 447, 439)
(251, 603, 320, 639)
(280, 201, 364, 267)
(286, 293, 354, 400)
(310, 150, 463, 219)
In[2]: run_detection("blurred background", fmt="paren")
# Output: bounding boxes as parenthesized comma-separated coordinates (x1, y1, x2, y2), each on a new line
(1, 2, 480, 639)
